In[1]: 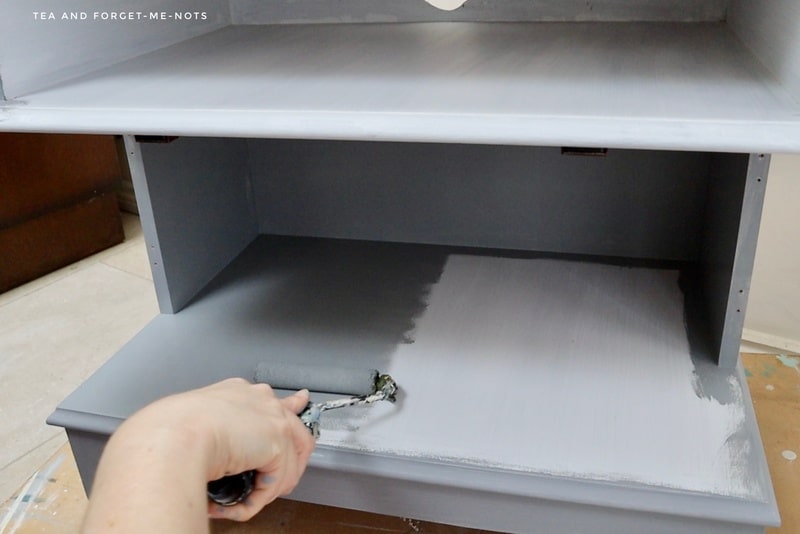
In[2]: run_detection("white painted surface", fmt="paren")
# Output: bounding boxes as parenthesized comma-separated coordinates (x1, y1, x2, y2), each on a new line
(319, 256, 761, 500)
(729, 0, 800, 105)
(0, 0, 229, 99)
(744, 154, 800, 353)
(2, 22, 799, 152)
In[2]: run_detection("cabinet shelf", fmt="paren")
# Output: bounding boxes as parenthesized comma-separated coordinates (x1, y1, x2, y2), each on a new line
(4, 22, 800, 152)
(47, 235, 778, 530)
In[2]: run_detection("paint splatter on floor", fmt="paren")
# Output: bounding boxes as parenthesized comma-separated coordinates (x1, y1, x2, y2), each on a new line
(739, 353, 800, 534)
(777, 354, 800, 374)
(761, 362, 777, 378)
(0, 453, 64, 533)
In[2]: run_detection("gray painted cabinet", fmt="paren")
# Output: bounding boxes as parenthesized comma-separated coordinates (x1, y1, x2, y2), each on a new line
(2, 1, 798, 532)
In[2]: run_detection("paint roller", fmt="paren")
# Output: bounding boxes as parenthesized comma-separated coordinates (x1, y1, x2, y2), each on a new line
(252, 362, 380, 396)
(206, 362, 398, 506)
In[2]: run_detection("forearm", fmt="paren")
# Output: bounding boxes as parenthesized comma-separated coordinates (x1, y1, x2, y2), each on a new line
(82, 403, 214, 533)
(81, 380, 314, 530)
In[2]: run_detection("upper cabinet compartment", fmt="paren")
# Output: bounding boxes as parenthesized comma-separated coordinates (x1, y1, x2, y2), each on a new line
(0, 0, 230, 100)
(1, 0, 799, 153)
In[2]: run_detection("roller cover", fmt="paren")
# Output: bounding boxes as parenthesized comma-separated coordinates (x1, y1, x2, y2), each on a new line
(253, 362, 378, 396)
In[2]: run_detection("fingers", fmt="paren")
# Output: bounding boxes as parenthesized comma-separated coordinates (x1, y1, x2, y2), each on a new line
(208, 447, 302, 522)
(281, 388, 310, 414)
(203, 381, 316, 522)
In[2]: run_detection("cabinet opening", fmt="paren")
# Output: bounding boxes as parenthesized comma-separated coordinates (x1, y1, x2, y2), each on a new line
(132, 138, 762, 373)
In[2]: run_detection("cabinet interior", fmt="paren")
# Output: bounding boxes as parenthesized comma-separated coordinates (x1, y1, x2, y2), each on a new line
(132, 138, 762, 372)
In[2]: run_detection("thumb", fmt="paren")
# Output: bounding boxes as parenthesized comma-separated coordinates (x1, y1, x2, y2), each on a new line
(282, 389, 310, 414)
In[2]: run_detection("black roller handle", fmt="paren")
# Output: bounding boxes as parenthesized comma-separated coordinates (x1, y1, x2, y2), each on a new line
(207, 470, 256, 506)
(207, 402, 316, 507)
(207, 375, 395, 506)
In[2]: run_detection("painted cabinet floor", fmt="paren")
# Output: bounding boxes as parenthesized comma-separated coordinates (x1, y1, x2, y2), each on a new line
(1, 354, 798, 532)
(0, 216, 797, 532)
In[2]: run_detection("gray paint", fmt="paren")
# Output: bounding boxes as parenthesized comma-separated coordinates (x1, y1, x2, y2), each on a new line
(50, 138, 772, 530)
(123, 136, 172, 313)
(230, 0, 728, 24)
(57, 428, 771, 534)
(50, 236, 445, 422)
(48, 239, 778, 530)
(293, 463, 768, 534)
(24, 1, 784, 528)
(254, 363, 378, 395)
(134, 137, 257, 313)
(701, 154, 770, 368)
(251, 140, 712, 261)
(689, 345, 741, 406)
(716, 154, 770, 367)
(64, 429, 107, 497)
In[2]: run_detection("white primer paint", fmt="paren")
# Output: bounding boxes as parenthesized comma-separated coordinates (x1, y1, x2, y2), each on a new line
(319, 255, 757, 499)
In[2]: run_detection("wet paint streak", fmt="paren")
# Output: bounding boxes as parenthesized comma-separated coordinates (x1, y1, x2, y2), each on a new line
(776, 354, 800, 373)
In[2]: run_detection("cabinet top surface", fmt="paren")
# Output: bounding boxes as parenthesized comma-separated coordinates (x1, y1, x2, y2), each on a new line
(2, 22, 800, 152)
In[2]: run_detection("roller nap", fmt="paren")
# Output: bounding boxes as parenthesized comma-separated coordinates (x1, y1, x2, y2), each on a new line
(253, 362, 379, 396)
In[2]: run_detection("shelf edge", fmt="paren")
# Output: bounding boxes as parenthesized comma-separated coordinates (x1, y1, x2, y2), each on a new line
(3, 106, 800, 153)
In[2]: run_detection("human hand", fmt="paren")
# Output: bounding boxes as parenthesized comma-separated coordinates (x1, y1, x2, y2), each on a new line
(83, 378, 315, 532)
(193, 378, 315, 520)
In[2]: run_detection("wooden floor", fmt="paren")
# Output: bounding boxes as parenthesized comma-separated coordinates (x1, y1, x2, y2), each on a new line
(2, 353, 798, 533)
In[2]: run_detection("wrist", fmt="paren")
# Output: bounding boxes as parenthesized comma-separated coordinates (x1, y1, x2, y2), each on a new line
(85, 399, 216, 533)
(113, 397, 218, 481)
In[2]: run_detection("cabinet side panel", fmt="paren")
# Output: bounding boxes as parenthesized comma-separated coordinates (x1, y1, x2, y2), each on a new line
(129, 136, 257, 313)
(230, 0, 727, 24)
(729, 0, 800, 105)
(702, 154, 770, 368)
(65, 429, 108, 497)
(0, 0, 229, 99)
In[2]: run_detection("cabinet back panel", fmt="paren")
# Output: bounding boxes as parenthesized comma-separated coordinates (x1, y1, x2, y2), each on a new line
(251, 141, 712, 262)
(230, 0, 728, 24)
